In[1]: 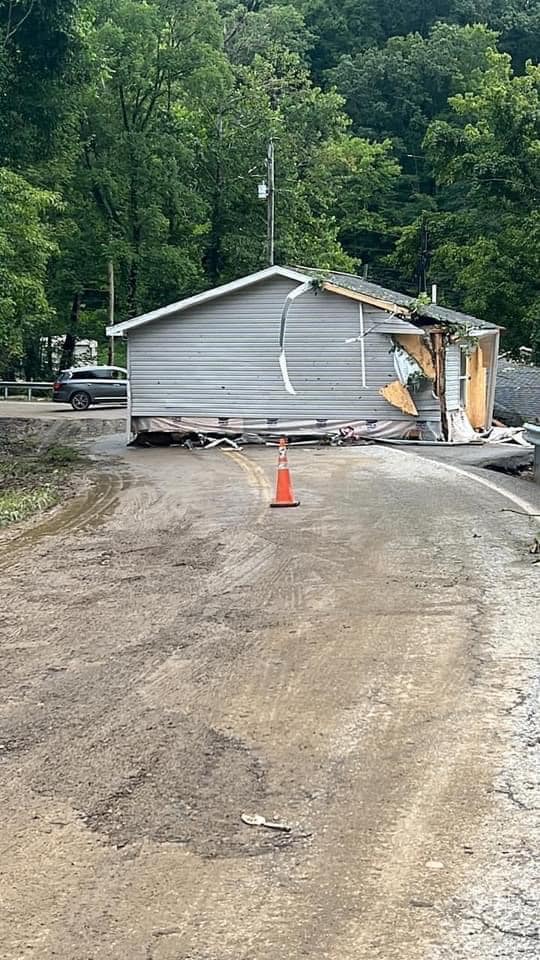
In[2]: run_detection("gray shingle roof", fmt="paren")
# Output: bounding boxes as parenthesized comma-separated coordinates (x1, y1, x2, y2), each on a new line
(495, 360, 540, 425)
(293, 267, 499, 330)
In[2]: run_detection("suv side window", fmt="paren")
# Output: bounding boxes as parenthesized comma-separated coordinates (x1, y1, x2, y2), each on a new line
(112, 369, 126, 380)
(72, 370, 95, 380)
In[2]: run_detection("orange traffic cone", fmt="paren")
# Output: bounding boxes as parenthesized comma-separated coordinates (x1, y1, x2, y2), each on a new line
(270, 437, 300, 508)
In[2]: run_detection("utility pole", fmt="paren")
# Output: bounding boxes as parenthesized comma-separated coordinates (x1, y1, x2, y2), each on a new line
(267, 138, 275, 266)
(418, 218, 429, 294)
(108, 259, 115, 365)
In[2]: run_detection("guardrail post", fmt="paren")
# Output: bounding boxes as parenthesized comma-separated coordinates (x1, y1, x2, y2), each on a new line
(524, 423, 540, 484)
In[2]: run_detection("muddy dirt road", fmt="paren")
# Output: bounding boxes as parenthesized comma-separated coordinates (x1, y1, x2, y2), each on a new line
(0, 441, 538, 959)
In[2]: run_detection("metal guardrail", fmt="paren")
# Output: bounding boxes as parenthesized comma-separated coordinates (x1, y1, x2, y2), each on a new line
(0, 381, 54, 401)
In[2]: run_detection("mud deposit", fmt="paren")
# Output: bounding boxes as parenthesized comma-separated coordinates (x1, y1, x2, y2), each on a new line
(0, 441, 537, 959)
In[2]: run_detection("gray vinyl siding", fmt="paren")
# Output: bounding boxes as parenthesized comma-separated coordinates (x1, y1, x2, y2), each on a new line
(128, 277, 440, 422)
(445, 344, 461, 411)
(362, 305, 418, 335)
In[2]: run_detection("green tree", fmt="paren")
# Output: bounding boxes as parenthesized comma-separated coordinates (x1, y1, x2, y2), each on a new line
(328, 24, 499, 286)
(300, 0, 495, 77)
(221, 1, 312, 64)
(3, 0, 540, 373)
(0, 170, 59, 377)
(300, 0, 540, 76)
(64, 0, 399, 315)
(0, 1, 82, 375)
(0, 0, 82, 168)
(200, 42, 400, 279)
(59, 0, 226, 319)
(484, 0, 540, 66)
(398, 53, 540, 355)
(330, 24, 498, 154)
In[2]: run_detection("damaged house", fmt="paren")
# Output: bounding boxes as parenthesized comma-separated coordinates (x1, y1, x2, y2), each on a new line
(107, 266, 501, 443)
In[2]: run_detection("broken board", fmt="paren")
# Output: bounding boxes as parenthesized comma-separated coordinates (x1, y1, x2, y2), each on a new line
(379, 381, 418, 417)
(466, 345, 488, 429)
(395, 334, 436, 381)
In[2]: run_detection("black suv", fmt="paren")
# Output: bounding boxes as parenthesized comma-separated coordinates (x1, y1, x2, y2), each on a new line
(53, 366, 128, 410)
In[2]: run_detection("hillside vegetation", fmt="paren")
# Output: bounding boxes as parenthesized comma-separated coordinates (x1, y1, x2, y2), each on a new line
(1, 0, 539, 374)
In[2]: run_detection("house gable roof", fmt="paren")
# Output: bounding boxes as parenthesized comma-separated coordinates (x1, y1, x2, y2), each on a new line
(107, 263, 498, 335)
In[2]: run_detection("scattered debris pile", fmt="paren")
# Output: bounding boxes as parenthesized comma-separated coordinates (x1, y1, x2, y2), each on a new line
(132, 422, 532, 451)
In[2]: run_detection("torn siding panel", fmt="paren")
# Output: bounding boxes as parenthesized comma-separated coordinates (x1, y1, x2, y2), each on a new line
(278, 279, 313, 395)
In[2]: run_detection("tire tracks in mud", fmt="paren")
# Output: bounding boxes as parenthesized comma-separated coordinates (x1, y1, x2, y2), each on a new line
(0, 469, 127, 572)
(223, 449, 273, 523)
(2, 443, 534, 959)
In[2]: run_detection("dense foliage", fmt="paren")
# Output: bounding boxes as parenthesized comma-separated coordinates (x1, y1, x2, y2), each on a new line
(1, 0, 538, 374)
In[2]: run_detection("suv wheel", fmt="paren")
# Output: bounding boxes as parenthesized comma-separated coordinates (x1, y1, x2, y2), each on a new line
(70, 390, 91, 411)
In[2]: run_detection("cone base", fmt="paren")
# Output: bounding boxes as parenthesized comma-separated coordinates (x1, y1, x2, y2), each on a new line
(270, 500, 300, 508)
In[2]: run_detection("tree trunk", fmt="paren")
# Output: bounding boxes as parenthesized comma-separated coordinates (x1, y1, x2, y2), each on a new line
(205, 117, 225, 283)
(46, 335, 54, 378)
(127, 165, 141, 318)
(23, 337, 41, 380)
(127, 260, 138, 319)
(206, 193, 224, 284)
(59, 292, 81, 372)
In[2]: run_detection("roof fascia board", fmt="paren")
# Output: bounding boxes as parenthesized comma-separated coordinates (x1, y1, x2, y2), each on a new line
(106, 265, 310, 335)
(418, 320, 501, 334)
(322, 281, 412, 317)
(469, 327, 500, 337)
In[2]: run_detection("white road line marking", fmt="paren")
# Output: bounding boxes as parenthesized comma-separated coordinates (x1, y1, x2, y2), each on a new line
(420, 458, 537, 516)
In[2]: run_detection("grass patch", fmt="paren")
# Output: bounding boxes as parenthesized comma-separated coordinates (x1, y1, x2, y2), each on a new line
(0, 437, 85, 527)
(0, 487, 59, 526)
(41, 444, 82, 466)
